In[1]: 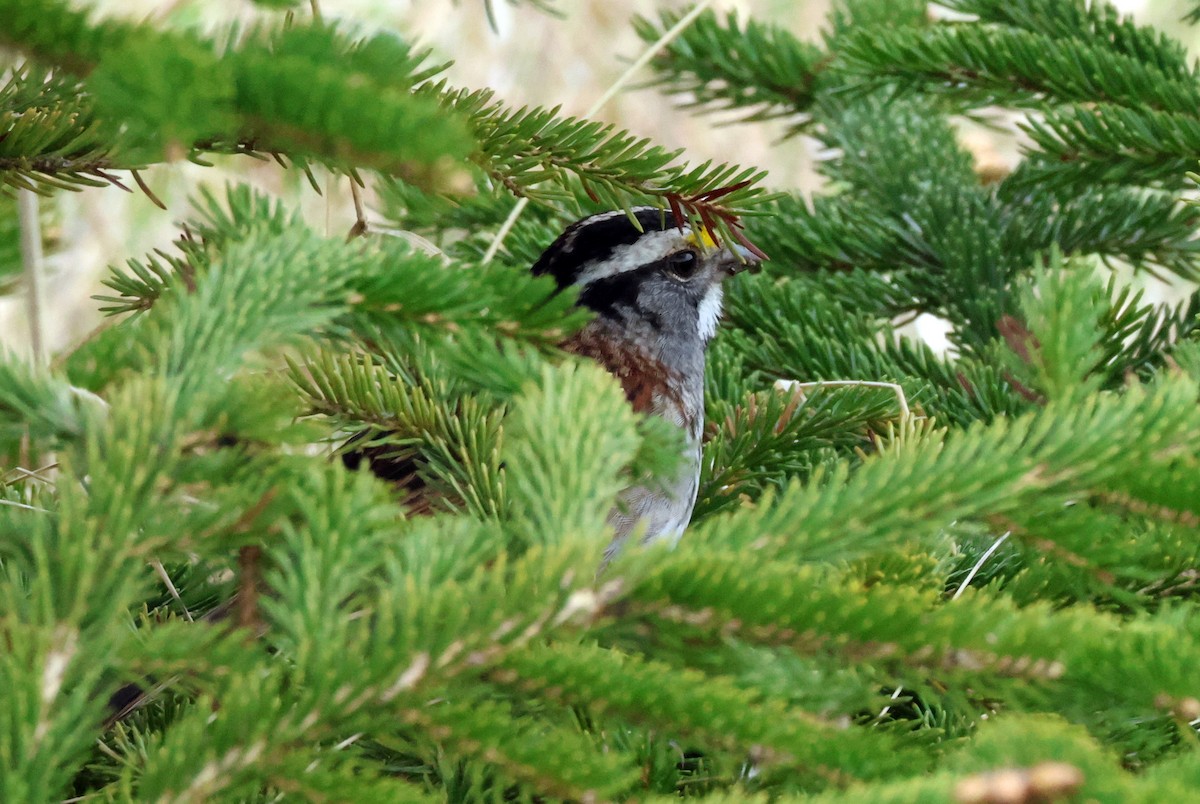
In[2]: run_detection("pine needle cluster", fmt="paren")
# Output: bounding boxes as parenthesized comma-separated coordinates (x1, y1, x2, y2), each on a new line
(2, 0, 1199, 801)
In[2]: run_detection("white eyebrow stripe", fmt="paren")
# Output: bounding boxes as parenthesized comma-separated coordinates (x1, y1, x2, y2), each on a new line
(571, 226, 694, 287)
(579, 207, 659, 225)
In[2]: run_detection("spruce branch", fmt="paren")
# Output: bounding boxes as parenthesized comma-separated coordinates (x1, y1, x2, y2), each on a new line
(695, 383, 898, 520)
(0, 0, 134, 75)
(500, 361, 642, 544)
(627, 555, 1059, 681)
(719, 271, 1031, 428)
(825, 0, 929, 38)
(838, 25, 1200, 113)
(0, 378, 195, 801)
(225, 26, 471, 175)
(259, 465, 400, 662)
(995, 505, 1200, 611)
(999, 253, 1109, 402)
(628, 551, 1200, 713)
(289, 350, 509, 519)
(688, 375, 1200, 566)
(476, 0, 720, 264)
(493, 642, 916, 784)
(1105, 288, 1200, 383)
(1014, 103, 1200, 192)
(9, 0, 775, 245)
(0, 360, 103, 449)
(999, 261, 1200, 394)
(939, 0, 1194, 82)
(1001, 184, 1200, 277)
(748, 194, 934, 277)
(395, 692, 638, 801)
(799, 715, 1123, 803)
(126, 536, 613, 798)
(130, 675, 295, 800)
(100, 187, 587, 354)
(439, 83, 774, 251)
(0, 623, 113, 801)
(632, 9, 827, 132)
(0, 65, 131, 195)
(1, 1, 472, 180)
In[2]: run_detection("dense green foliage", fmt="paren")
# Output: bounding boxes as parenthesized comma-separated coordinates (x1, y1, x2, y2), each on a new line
(2, 0, 1200, 801)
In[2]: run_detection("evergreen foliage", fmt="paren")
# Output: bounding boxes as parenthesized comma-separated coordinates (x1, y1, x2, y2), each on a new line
(2, 0, 1200, 800)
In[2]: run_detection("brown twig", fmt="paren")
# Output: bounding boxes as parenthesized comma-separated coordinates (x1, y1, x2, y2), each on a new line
(235, 545, 263, 634)
(131, 169, 167, 210)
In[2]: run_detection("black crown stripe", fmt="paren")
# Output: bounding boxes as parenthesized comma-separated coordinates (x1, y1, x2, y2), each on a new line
(531, 207, 674, 289)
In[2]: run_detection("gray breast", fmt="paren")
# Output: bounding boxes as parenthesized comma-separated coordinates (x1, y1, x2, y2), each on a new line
(602, 414, 703, 565)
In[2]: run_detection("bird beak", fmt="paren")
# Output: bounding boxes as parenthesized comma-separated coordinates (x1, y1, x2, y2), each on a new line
(722, 243, 763, 276)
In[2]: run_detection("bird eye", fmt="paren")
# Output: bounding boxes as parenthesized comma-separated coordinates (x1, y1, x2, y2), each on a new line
(664, 249, 699, 281)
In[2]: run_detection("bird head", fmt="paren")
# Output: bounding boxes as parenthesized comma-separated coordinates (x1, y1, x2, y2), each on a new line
(531, 207, 759, 346)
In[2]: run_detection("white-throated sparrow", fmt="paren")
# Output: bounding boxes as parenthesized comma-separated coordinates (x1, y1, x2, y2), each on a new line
(351, 208, 758, 557)
(531, 207, 758, 559)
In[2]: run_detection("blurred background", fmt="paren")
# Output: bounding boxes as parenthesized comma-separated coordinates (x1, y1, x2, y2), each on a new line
(0, 0, 1193, 359)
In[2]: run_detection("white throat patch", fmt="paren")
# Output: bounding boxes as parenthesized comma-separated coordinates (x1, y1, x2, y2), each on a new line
(697, 284, 724, 343)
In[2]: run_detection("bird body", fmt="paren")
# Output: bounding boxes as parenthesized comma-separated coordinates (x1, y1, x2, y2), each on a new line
(348, 207, 754, 556)
(531, 207, 755, 559)
(565, 315, 704, 560)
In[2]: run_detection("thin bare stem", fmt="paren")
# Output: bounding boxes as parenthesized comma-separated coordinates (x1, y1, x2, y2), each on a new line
(325, 171, 333, 237)
(17, 189, 46, 365)
(952, 532, 1012, 600)
(878, 530, 1011, 722)
(347, 179, 368, 239)
(481, 197, 530, 265)
(774, 379, 912, 421)
(151, 559, 194, 622)
(876, 685, 906, 721)
(480, 0, 715, 264)
(0, 499, 51, 513)
(583, 0, 714, 119)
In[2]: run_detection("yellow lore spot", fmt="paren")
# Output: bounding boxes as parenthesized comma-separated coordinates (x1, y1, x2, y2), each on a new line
(686, 227, 717, 251)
